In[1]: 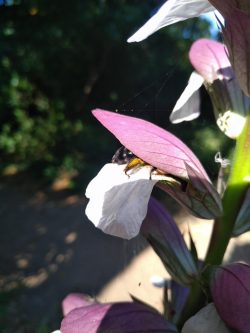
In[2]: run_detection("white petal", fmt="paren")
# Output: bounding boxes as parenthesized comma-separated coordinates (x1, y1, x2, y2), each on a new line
(216, 111, 246, 139)
(127, 0, 215, 43)
(182, 303, 230, 333)
(85, 164, 157, 239)
(170, 72, 204, 124)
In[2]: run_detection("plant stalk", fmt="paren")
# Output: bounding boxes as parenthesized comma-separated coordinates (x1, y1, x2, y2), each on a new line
(178, 112, 250, 328)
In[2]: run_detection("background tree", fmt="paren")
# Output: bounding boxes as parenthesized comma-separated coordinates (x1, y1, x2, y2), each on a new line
(0, 0, 223, 186)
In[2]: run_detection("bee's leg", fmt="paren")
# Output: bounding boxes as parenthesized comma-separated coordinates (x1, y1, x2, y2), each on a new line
(124, 158, 145, 176)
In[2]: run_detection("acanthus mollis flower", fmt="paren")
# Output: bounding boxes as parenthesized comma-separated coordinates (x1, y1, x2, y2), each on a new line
(127, 1, 250, 97)
(170, 38, 250, 139)
(211, 262, 250, 333)
(85, 109, 222, 239)
(53, 293, 178, 333)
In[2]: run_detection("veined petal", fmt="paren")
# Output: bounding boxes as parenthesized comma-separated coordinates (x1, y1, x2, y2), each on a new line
(157, 163, 222, 219)
(211, 263, 250, 333)
(92, 109, 210, 181)
(85, 163, 157, 239)
(127, 0, 215, 43)
(141, 197, 198, 285)
(60, 302, 178, 333)
(221, 9, 250, 96)
(170, 71, 204, 124)
(189, 39, 231, 83)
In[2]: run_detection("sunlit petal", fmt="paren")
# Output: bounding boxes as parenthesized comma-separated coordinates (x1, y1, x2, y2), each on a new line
(170, 71, 204, 124)
(189, 38, 231, 83)
(92, 109, 209, 181)
(85, 163, 157, 239)
(127, 0, 214, 42)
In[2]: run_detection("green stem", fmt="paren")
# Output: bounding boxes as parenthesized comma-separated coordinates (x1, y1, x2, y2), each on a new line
(178, 113, 250, 328)
(205, 113, 250, 265)
(177, 281, 204, 328)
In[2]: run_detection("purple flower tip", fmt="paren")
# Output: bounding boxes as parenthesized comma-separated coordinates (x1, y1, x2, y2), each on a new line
(211, 263, 250, 333)
(60, 301, 177, 333)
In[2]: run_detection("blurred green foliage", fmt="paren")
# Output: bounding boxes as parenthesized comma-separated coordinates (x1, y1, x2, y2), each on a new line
(0, 0, 230, 185)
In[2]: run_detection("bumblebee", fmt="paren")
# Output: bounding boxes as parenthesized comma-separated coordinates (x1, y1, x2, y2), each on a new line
(112, 145, 187, 191)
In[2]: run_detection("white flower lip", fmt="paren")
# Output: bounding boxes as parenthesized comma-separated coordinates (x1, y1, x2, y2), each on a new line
(127, 0, 215, 43)
(216, 111, 246, 139)
(85, 163, 161, 239)
(170, 71, 204, 124)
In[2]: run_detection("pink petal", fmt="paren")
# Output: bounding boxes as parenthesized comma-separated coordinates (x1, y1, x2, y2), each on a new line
(157, 163, 222, 219)
(189, 39, 231, 83)
(92, 109, 209, 182)
(211, 263, 250, 333)
(60, 302, 177, 333)
(62, 293, 96, 316)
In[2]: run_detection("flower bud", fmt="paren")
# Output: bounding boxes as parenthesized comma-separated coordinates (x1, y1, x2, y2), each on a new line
(211, 263, 250, 333)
